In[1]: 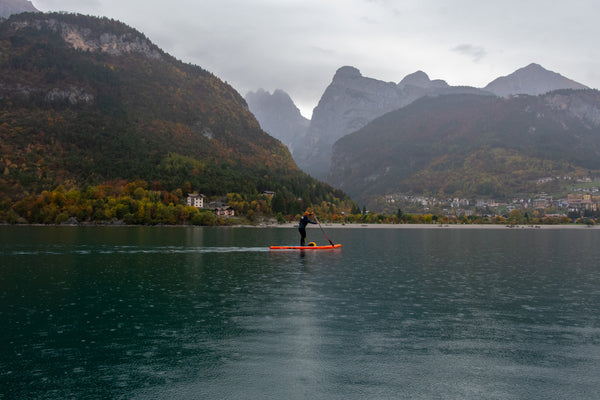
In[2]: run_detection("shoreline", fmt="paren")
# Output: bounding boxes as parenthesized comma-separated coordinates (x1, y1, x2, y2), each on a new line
(2, 222, 597, 230)
(251, 222, 597, 230)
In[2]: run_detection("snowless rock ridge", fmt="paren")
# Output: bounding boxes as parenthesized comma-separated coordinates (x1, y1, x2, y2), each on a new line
(10, 17, 162, 60)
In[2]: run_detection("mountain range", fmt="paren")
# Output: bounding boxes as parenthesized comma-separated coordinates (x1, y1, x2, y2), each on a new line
(0, 12, 348, 214)
(247, 63, 588, 181)
(247, 63, 595, 207)
(2, 8, 595, 215)
(299, 67, 496, 178)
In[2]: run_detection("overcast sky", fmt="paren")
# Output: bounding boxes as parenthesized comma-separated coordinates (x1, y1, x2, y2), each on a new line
(31, 0, 600, 118)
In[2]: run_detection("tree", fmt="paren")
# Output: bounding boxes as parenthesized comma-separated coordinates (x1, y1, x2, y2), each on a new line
(508, 209, 524, 225)
(271, 193, 285, 213)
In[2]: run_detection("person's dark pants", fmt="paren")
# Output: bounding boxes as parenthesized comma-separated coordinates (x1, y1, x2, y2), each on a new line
(299, 227, 306, 245)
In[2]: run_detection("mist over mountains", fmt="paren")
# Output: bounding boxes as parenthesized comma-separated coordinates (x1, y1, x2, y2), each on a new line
(248, 66, 497, 179)
(2, 4, 595, 214)
(247, 63, 596, 206)
(245, 88, 309, 156)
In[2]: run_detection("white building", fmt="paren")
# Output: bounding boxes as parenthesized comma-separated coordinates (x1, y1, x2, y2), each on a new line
(186, 193, 205, 208)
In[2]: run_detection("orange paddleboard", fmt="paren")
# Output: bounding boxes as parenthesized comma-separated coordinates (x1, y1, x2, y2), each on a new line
(269, 244, 342, 250)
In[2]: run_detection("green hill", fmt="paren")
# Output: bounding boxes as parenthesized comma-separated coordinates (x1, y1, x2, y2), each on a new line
(0, 12, 350, 222)
(329, 91, 600, 205)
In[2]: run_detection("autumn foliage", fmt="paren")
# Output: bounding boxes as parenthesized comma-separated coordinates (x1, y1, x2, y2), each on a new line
(0, 12, 354, 221)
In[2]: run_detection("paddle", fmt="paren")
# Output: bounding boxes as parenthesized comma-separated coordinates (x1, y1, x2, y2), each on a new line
(315, 215, 335, 247)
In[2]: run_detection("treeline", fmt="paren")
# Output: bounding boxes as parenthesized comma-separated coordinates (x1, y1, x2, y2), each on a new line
(0, 180, 357, 225)
(2, 181, 214, 225)
(1, 180, 592, 226)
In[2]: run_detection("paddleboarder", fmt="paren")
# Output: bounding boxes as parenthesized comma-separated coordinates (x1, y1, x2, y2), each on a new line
(298, 211, 317, 246)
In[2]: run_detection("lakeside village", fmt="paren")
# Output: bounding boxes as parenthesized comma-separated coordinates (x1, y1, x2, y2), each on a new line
(383, 177, 600, 225)
(3, 177, 600, 226)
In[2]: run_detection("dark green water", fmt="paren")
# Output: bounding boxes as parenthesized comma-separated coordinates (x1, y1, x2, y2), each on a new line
(1, 225, 600, 399)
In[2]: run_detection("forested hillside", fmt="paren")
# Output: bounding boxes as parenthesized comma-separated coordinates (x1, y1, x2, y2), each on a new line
(330, 91, 600, 204)
(0, 12, 352, 223)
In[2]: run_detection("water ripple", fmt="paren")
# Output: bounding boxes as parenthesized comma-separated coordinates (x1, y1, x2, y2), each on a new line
(1, 246, 270, 256)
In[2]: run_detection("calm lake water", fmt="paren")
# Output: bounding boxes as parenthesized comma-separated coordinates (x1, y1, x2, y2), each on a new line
(1, 225, 600, 399)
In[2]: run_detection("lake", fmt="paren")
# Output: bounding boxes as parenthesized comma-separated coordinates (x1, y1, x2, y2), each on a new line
(1, 225, 600, 399)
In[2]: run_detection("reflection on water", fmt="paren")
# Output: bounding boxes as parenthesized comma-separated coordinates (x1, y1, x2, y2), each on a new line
(1, 226, 600, 399)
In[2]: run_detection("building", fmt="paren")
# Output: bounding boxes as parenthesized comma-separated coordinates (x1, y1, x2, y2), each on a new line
(215, 206, 235, 217)
(186, 193, 205, 208)
(567, 193, 583, 206)
(533, 198, 548, 209)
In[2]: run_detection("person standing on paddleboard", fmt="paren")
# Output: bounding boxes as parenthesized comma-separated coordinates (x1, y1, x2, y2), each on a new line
(298, 211, 317, 246)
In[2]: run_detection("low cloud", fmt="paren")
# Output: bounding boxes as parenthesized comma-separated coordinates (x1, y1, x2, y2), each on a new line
(452, 44, 486, 62)
(33, 0, 102, 11)
(29, 1, 600, 113)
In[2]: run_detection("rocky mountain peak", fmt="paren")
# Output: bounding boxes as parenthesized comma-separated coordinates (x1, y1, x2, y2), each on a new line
(270, 88, 296, 104)
(398, 70, 449, 89)
(246, 88, 305, 118)
(292, 66, 488, 178)
(332, 66, 362, 82)
(245, 88, 309, 154)
(247, 63, 589, 182)
(485, 62, 588, 97)
(397, 71, 422, 87)
(0, 0, 37, 19)
(399, 70, 429, 86)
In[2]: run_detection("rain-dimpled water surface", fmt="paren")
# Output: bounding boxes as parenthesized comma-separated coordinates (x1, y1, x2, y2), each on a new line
(1, 225, 600, 399)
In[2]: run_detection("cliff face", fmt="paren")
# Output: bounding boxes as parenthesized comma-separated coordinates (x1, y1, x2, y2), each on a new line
(294, 66, 489, 179)
(288, 63, 590, 181)
(309, 66, 407, 145)
(293, 66, 407, 178)
(2, 14, 165, 104)
(9, 15, 162, 59)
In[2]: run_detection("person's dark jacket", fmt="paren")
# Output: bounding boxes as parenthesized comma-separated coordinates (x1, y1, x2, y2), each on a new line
(298, 215, 317, 228)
